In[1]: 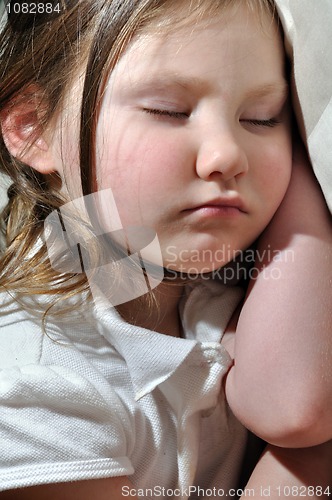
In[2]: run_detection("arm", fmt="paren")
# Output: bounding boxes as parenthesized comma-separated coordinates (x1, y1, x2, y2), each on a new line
(0, 477, 138, 500)
(240, 440, 332, 499)
(225, 142, 332, 447)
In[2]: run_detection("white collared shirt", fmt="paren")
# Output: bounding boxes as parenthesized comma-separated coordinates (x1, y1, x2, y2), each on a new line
(0, 280, 247, 498)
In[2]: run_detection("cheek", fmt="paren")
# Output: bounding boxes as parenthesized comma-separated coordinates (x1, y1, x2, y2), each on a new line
(96, 126, 190, 226)
(98, 125, 190, 192)
(255, 140, 292, 206)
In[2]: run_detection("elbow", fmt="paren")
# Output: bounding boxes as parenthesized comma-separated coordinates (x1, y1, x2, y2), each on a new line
(262, 402, 332, 448)
(226, 374, 332, 448)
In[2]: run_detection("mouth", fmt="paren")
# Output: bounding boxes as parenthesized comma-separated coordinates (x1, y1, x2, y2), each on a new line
(184, 197, 248, 215)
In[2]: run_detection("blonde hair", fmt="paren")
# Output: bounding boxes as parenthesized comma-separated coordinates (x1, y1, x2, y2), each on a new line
(0, 0, 278, 305)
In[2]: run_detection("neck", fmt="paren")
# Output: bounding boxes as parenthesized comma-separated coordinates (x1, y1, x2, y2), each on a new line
(117, 281, 184, 337)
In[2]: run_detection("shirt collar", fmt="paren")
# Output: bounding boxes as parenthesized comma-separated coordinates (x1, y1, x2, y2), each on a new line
(93, 281, 243, 400)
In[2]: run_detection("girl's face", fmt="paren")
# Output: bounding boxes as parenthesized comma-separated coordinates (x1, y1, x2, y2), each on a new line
(65, 4, 292, 273)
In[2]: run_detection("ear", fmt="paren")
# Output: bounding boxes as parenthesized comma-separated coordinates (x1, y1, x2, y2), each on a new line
(0, 91, 56, 174)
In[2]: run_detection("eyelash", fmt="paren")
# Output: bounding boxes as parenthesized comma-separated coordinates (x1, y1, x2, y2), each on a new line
(143, 108, 189, 119)
(241, 118, 281, 128)
(143, 109, 281, 128)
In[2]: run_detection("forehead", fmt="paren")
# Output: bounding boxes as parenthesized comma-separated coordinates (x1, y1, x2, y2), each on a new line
(109, 2, 285, 96)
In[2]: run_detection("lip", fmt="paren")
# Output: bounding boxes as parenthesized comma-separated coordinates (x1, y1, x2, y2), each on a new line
(184, 197, 248, 214)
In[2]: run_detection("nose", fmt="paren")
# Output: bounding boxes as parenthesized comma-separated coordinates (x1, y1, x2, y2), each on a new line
(196, 130, 248, 181)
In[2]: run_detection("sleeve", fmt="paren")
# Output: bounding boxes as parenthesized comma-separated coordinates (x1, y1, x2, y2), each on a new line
(275, 0, 332, 213)
(0, 361, 135, 491)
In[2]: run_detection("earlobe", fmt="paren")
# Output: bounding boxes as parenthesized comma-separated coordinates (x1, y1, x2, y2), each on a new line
(0, 96, 56, 174)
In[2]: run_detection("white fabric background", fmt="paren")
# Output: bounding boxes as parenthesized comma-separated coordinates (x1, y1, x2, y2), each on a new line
(275, 0, 332, 213)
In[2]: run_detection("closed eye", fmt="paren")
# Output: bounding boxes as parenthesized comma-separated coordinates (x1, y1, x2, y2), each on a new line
(143, 108, 190, 120)
(241, 118, 281, 128)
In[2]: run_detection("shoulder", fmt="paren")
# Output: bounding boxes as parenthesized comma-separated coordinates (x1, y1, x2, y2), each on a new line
(0, 291, 45, 367)
(0, 291, 136, 491)
(0, 291, 134, 417)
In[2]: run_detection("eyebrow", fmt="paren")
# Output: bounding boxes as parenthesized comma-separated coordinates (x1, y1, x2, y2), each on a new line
(128, 74, 289, 100)
(128, 74, 208, 94)
(243, 82, 289, 101)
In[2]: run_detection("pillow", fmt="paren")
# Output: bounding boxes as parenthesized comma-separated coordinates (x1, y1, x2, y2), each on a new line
(275, 0, 332, 213)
